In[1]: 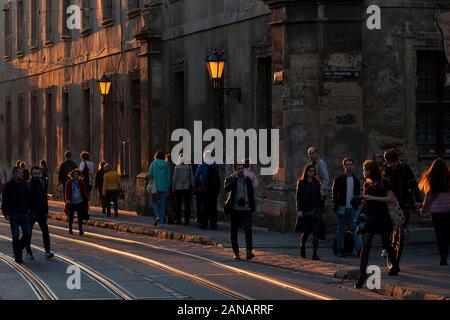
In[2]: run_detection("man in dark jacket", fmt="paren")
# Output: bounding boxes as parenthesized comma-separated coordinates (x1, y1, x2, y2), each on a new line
(1, 167, 31, 263)
(58, 151, 77, 196)
(332, 158, 361, 256)
(20, 167, 54, 260)
(224, 162, 256, 260)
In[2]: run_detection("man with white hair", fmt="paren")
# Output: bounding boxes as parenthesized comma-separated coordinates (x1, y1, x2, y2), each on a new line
(194, 150, 221, 230)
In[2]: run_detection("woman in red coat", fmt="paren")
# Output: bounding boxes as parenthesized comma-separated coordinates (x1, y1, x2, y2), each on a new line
(64, 169, 89, 235)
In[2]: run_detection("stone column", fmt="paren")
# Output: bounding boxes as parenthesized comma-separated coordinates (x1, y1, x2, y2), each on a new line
(263, 0, 364, 231)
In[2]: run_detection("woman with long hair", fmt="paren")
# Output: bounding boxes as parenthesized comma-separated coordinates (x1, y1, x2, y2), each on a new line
(354, 160, 400, 288)
(295, 164, 324, 260)
(64, 169, 89, 236)
(419, 158, 450, 266)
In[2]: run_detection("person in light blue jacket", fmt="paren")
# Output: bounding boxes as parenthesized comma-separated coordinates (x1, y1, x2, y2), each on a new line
(147, 150, 171, 226)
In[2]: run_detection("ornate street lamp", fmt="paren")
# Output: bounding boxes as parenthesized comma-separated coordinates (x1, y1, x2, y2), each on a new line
(205, 49, 241, 101)
(206, 49, 225, 89)
(98, 74, 112, 96)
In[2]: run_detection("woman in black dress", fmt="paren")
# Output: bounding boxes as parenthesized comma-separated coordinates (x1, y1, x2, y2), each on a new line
(354, 160, 400, 288)
(295, 164, 324, 260)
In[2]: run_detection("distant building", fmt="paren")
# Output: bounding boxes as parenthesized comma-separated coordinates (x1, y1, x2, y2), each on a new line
(0, 0, 447, 231)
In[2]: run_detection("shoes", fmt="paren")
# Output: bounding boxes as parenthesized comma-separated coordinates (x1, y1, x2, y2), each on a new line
(79, 230, 84, 236)
(233, 254, 240, 260)
(388, 266, 400, 276)
(312, 255, 320, 261)
(300, 246, 306, 258)
(45, 251, 54, 260)
(246, 252, 255, 260)
(153, 217, 160, 226)
(15, 258, 24, 264)
(115, 214, 118, 217)
(184, 222, 189, 226)
(381, 249, 387, 259)
(354, 278, 365, 289)
(69, 229, 73, 235)
(106, 214, 111, 217)
(440, 256, 448, 266)
(26, 252, 34, 260)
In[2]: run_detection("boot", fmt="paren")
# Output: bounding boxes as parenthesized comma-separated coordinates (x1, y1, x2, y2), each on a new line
(300, 245, 306, 258)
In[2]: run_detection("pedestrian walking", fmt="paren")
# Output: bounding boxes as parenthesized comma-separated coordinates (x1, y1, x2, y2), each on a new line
(332, 157, 362, 257)
(383, 149, 422, 238)
(58, 151, 77, 196)
(307, 146, 330, 214)
(194, 150, 221, 230)
(103, 163, 121, 217)
(224, 162, 256, 260)
(79, 151, 95, 199)
(244, 158, 259, 189)
(64, 169, 89, 236)
(419, 158, 450, 266)
(295, 164, 325, 260)
(172, 153, 195, 225)
(1, 167, 31, 263)
(147, 150, 171, 226)
(353, 160, 400, 289)
(95, 161, 107, 214)
(19, 161, 30, 182)
(166, 153, 177, 224)
(40, 160, 49, 190)
(20, 167, 54, 260)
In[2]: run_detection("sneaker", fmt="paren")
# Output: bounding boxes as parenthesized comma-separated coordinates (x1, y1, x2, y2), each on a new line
(45, 251, 55, 260)
(246, 252, 255, 260)
(26, 252, 34, 260)
(153, 217, 160, 226)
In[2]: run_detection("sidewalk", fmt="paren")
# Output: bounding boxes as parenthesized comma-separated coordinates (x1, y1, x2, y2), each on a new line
(47, 200, 450, 300)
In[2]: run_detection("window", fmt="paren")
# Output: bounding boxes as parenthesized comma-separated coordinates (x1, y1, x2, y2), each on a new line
(127, 0, 141, 18)
(130, 71, 141, 172)
(62, 89, 70, 151)
(416, 51, 450, 157)
(82, 0, 92, 35)
(4, 3, 11, 59)
(61, 0, 71, 40)
(30, 0, 38, 49)
(101, 0, 114, 27)
(31, 91, 39, 165)
(16, 0, 24, 55)
(45, 0, 54, 45)
(83, 85, 91, 151)
(5, 96, 12, 166)
(18, 93, 25, 157)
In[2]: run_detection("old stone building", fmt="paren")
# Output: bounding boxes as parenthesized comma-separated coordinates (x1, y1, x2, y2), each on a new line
(0, 0, 448, 231)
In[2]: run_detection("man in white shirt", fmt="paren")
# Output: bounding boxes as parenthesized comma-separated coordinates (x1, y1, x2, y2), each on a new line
(308, 146, 330, 213)
(331, 158, 361, 257)
(79, 151, 95, 196)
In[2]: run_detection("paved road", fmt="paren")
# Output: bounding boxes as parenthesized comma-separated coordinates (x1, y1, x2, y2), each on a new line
(0, 219, 386, 300)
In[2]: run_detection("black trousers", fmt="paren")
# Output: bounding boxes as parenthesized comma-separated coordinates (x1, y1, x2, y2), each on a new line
(105, 189, 119, 216)
(230, 210, 253, 255)
(431, 213, 450, 259)
(196, 192, 218, 229)
(20, 214, 51, 253)
(175, 190, 192, 224)
(68, 203, 84, 232)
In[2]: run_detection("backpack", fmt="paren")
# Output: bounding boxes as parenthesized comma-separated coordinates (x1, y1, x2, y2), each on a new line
(205, 165, 220, 194)
(81, 161, 90, 185)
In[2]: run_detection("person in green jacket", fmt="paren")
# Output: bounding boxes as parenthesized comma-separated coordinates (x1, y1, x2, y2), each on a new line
(147, 150, 171, 226)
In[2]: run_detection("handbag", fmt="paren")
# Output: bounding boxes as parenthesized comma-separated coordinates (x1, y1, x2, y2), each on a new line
(388, 198, 405, 228)
(146, 163, 158, 195)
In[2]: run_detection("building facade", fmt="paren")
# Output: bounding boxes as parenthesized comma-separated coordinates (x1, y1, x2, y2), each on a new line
(0, 0, 448, 231)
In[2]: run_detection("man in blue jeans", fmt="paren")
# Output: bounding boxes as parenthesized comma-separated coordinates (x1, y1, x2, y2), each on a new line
(1, 167, 31, 263)
(332, 158, 362, 257)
